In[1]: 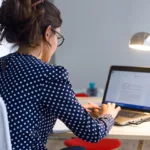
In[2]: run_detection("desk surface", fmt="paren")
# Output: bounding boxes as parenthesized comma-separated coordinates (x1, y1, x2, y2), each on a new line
(52, 97, 150, 140)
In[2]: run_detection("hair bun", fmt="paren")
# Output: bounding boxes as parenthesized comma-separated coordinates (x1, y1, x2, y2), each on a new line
(0, 0, 62, 47)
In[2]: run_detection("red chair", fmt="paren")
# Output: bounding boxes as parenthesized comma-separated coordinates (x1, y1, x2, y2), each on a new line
(64, 138, 121, 150)
(75, 93, 89, 97)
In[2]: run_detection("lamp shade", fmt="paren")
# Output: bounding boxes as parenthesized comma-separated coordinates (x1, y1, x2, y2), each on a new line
(129, 32, 150, 51)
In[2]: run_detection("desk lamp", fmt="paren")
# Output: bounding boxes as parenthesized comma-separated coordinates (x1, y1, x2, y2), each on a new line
(129, 32, 150, 51)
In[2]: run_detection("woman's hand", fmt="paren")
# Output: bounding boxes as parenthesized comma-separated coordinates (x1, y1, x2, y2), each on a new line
(101, 103, 121, 119)
(82, 102, 121, 119)
(82, 102, 100, 113)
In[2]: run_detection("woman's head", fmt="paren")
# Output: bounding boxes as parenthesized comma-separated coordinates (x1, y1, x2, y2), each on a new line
(0, 0, 63, 62)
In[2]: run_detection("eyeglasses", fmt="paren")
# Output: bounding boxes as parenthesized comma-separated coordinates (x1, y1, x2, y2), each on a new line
(52, 29, 65, 47)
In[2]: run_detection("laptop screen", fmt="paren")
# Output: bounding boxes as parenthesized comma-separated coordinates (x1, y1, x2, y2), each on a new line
(104, 70, 150, 111)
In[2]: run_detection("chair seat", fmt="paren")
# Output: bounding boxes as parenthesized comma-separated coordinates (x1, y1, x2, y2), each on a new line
(64, 138, 121, 150)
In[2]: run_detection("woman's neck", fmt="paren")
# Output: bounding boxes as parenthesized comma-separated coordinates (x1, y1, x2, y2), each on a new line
(17, 45, 42, 59)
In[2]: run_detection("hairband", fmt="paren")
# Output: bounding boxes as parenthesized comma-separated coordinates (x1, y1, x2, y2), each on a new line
(31, 0, 44, 8)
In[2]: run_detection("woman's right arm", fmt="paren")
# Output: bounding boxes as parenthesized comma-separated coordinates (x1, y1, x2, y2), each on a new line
(42, 67, 120, 143)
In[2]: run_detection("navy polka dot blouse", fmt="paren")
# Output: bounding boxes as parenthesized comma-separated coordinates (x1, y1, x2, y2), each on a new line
(0, 52, 114, 150)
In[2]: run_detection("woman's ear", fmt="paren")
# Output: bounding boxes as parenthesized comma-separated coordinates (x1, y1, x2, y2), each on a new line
(44, 25, 52, 41)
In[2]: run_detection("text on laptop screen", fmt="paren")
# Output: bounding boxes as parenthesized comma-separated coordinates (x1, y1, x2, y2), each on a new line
(105, 71, 150, 110)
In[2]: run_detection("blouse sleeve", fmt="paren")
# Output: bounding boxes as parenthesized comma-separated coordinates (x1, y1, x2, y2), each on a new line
(41, 66, 114, 143)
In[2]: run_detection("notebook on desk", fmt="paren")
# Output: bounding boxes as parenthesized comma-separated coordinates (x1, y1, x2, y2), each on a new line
(102, 66, 150, 126)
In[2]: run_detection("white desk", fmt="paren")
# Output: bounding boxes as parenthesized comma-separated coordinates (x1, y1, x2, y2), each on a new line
(51, 98, 150, 150)
(53, 119, 150, 140)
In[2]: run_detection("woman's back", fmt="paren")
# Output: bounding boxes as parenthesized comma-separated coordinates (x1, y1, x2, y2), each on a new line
(0, 52, 59, 149)
(0, 52, 116, 150)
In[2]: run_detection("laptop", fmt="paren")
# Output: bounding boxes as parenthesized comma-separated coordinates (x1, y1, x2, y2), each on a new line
(102, 66, 150, 126)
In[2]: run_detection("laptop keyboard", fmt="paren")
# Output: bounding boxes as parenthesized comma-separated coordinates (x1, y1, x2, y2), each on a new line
(118, 110, 146, 118)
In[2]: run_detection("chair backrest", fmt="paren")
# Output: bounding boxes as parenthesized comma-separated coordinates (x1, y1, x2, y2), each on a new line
(0, 97, 12, 150)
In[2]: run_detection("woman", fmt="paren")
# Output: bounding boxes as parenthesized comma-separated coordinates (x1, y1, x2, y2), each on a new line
(0, 0, 120, 150)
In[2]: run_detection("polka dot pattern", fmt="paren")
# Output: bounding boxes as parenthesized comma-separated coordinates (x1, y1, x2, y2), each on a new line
(0, 52, 114, 150)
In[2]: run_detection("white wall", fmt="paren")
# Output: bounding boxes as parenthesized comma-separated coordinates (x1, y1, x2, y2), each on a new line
(54, 0, 150, 89)
(0, 47, 9, 57)
(0, 40, 12, 57)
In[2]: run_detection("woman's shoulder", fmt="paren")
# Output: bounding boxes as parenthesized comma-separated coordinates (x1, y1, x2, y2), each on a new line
(0, 53, 69, 81)
(45, 65, 69, 81)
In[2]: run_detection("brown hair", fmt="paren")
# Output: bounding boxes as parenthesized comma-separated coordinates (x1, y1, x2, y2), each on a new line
(0, 0, 62, 47)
